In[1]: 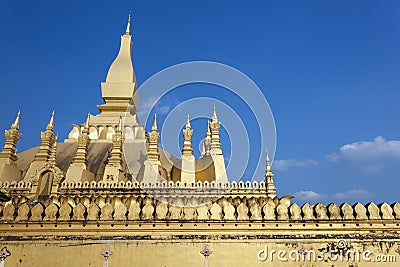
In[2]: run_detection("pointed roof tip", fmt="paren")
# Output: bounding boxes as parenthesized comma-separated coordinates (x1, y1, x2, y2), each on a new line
(185, 114, 191, 129)
(266, 148, 272, 172)
(212, 104, 218, 122)
(11, 110, 21, 130)
(84, 113, 91, 129)
(125, 12, 131, 35)
(152, 113, 158, 131)
(46, 111, 55, 131)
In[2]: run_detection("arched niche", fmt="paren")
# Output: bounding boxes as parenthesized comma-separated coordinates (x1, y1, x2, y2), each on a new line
(106, 126, 115, 140)
(135, 127, 145, 139)
(98, 126, 107, 139)
(124, 126, 135, 140)
(36, 170, 54, 200)
(67, 125, 80, 140)
(89, 126, 98, 140)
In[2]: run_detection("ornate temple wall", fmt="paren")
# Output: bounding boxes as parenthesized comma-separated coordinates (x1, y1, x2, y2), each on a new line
(0, 191, 399, 266)
(0, 222, 399, 266)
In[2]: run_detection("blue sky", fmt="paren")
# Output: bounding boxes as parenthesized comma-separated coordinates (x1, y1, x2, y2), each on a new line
(0, 1, 399, 204)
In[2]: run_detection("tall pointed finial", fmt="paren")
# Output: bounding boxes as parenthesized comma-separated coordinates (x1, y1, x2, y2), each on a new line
(186, 114, 191, 129)
(204, 121, 212, 156)
(265, 147, 276, 198)
(266, 148, 271, 173)
(84, 113, 90, 129)
(182, 114, 194, 157)
(125, 12, 131, 35)
(146, 113, 161, 166)
(117, 115, 123, 132)
(152, 114, 158, 131)
(11, 111, 20, 130)
(206, 121, 211, 137)
(212, 104, 218, 122)
(46, 111, 55, 131)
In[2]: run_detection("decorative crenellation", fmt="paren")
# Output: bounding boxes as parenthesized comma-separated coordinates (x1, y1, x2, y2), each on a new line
(52, 178, 277, 193)
(0, 181, 32, 191)
(57, 180, 268, 190)
(0, 180, 278, 191)
(1, 193, 399, 222)
(66, 124, 146, 142)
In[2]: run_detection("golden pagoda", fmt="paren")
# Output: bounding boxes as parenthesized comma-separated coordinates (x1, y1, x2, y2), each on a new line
(0, 15, 398, 267)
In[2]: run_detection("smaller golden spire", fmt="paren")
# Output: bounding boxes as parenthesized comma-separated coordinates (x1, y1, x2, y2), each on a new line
(152, 114, 158, 131)
(266, 149, 272, 173)
(11, 111, 20, 130)
(0, 110, 22, 164)
(46, 111, 55, 132)
(212, 104, 218, 122)
(125, 12, 131, 35)
(265, 147, 277, 198)
(147, 113, 160, 164)
(81, 113, 90, 135)
(182, 114, 193, 157)
(48, 138, 57, 165)
(204, 121, 212, 156)
(84, 113, 90, 129)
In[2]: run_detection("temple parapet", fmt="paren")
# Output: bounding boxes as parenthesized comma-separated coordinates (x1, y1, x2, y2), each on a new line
(1, 190, 399, 222)
(0, 180, 278, 200)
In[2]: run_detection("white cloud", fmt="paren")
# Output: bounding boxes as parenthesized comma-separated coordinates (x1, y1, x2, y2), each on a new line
(327, 136, 400, 172)
(293, 189, 373, 202)
(293, 191, 327, 201)
(333, 189, 373, 201)
(273, 159, 318, 171)
(136, 96, 173, 119)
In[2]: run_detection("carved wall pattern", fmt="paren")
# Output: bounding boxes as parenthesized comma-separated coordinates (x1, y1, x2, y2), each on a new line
(1, 194, 399, 222)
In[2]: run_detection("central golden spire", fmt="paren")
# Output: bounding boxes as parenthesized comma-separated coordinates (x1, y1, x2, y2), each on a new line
(95, 12, 139, 125)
